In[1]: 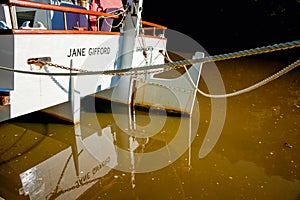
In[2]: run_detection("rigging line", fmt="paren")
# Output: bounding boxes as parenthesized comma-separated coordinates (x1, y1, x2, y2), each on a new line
(135, 35, 166, 67)
(135, 3, 149, 60)
(0, 39, 299, 76)
(46, 149, 84, 199)
(184, 58, 300, 98)
(136, 39, 300, 70)
(101, 7, 127, 29)
(162, 46, 300, 98)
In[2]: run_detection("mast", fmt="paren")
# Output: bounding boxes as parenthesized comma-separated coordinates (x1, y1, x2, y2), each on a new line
(119, 0, 143, 69)
(109, 0, 144, 104)
(129, 0, 143, 34)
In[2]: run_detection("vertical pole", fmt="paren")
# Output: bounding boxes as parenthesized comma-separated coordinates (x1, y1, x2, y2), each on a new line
(110, 0, 144, 104)
(119, 0, 144, 69)
(9, 5, 15, 29)
(63, 12, 67, 30)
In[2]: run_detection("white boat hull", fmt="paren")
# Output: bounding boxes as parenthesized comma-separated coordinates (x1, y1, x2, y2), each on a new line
(0, 33, 167, 123)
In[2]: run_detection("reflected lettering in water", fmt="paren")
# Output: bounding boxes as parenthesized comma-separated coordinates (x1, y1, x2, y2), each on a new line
(0, 57, 300, 200)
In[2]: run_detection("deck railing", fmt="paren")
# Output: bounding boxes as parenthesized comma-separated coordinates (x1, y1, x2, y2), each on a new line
(2, 0, 167, 35)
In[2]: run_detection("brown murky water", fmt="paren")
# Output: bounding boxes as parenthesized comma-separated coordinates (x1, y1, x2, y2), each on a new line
(0, 55, 300, 200)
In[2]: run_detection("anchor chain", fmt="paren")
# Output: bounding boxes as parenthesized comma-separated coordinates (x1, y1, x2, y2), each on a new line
(27, 59, 89, 72)
(22, 39, 300, 76)
(27, 58, 182, 76)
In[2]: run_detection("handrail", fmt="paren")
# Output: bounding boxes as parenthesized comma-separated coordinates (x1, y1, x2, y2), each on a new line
(141, 21, 167, 29)
(9, 0, 119, 19)
(13, 29, 121, 34)
(5, 0, 167, 30)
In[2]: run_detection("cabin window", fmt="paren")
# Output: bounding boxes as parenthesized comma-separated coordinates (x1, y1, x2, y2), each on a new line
(16, 11, 35, 28)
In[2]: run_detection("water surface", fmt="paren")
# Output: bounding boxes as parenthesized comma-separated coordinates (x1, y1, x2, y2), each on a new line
(0, 56, 300, 200)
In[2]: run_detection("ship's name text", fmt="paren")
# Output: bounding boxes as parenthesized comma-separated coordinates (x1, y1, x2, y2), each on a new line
(67, 47, 111, 57)
(74, 156, 111, 187)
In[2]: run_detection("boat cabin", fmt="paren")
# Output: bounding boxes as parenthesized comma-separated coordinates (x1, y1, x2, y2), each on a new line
(0, 0, 168, 124)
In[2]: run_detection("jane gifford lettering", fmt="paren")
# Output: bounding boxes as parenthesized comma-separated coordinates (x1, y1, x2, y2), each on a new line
(67, 47, 111, 57)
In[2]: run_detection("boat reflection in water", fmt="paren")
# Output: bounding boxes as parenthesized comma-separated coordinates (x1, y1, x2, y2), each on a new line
(1, 57, 300, 200)
(0, 95, 201, 200)
(0, 112, 119, 199)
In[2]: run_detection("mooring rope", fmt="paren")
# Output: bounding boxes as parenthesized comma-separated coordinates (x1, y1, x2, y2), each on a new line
(0, 39, 299, 76)
(160, 43, 300, 98)
(183, 58, 300, 98)
(0, 40, 299, 98)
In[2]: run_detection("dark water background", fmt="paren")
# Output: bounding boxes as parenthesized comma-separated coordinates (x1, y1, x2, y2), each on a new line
(0, 52, 300, 199)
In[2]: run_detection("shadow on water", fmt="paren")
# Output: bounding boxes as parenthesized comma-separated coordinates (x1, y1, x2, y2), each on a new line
(0, 55, 300, 199)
